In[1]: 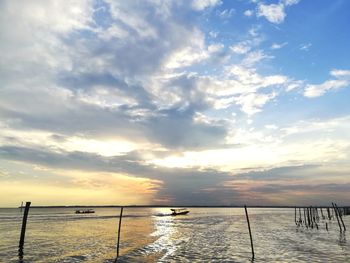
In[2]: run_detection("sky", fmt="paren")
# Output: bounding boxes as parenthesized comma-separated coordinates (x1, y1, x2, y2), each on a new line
(1, 0, 350, 207)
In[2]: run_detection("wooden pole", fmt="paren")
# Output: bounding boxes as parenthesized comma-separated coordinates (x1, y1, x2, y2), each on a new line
(320, 208, 325, 220)
(334, 203, 346, 231)
(114, 207, 124, 263)
(332, 203, 342, 232)
(294, 207, 297, 225)
(307, 208, 311, 228)
(18, 201, 31, 259)
(244, 205, 254, 260)
(327, 208, 331, 220)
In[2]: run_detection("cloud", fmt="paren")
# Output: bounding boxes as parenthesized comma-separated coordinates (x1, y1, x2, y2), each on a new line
(304, 69, 350, 97)
(234, 92, 277, 115)
(244, 10, 254, 17)
(164, 30, 224, 69)
(229, 34, 263, 55)
(330, 69, 350, 78)
(0, 0, 232, 151)
(230, 42, 252, 54)
(242, 50, 273, 66)
(217, 8, 235, 19)
(257, 4, 286, 24)
(0, 145, 236, 205)
(299, 43, 312, 51)
(271, 42, 287, 49)
(191, 0, 221, 11)
(282, 0, 300, 6)
(257, 0, 300, 24)
(1, 0, 350, 206)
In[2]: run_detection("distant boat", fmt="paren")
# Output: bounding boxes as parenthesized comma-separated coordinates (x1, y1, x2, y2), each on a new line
(171, 208, 189, 216)
(75, 209, 95, 214)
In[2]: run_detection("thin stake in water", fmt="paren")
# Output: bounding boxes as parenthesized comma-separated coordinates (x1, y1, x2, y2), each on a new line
(244, 205, 254, 260)
(114, 207, 124, 263)
(332, 202, 342, 232)
(18, 201, 31, 260)
(334, 203, 346, 231)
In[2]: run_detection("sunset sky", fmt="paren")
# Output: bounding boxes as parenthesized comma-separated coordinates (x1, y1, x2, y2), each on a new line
(1, 0, 350, 207)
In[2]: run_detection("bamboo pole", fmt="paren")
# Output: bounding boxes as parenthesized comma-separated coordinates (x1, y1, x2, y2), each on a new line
(332, 203, 342, 232)
(334, 203, 346, 231)
(307, 208, 311, 228)
(114, 207, 124, 263)
(327, 208, 331, 220)
(18, 201, 31, 259)
(320, 208, 325, 220)
(244, 205, 254, 260)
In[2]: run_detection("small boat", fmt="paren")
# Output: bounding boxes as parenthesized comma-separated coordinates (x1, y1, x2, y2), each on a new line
(75, 209, 95, 214)
(170, 208, 189, 216)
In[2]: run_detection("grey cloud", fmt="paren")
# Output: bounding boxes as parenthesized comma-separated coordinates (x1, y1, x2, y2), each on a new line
(0, 145, 236, 204)
(143, 107, 227, 149)
(0, 0, 228, 150)
(57, 72, 154, 108)
(250, 183, 350, 194)
(0, 145, 149, 176)
(0, 145, 230, 182)
(2, 145, 350, 205)
(235, 165, 321, 181)
(0, 98, 227, 150)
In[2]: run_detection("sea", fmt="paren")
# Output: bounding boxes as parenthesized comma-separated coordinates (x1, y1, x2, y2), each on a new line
(0, 207, 349, 262)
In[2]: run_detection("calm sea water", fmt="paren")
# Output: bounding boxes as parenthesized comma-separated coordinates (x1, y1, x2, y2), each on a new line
(0, 207, 349, 262)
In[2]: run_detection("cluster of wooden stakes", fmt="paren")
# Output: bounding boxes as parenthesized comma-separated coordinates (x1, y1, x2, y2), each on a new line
(17, 202, 348, 262)
(294, 203, 348, 232)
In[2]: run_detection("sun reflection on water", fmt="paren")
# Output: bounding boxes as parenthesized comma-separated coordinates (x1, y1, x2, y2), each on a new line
(145, 208, 178, 260)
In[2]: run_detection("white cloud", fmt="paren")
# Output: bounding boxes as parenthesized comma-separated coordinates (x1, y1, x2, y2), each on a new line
(227, 66, 287, 88)
(209, 31, 218, 38)
(299, 43, 312, 51)
(230, 37, 262, 55)
(283, 0, 300, 6)
(164, 29, 224, 69)
(218, 9, 235, 19)
(286, 80, 303, 91)
(0, 0, 93, 34)
(304, 80, 348, 98)
(330, 69, 350, 78)
(304, 69, 350, 97)
(235, 92, 277, 115)
(230, 42, 252, 54)
(271, 42, 287, 49)
(242, 50, 273, 66)
(244, 10, 254, 17)
(257, 4, 286, 24)
(191, 0, 221, 11)
(265, 124, 278, 130)
(257, 0, 299, 24)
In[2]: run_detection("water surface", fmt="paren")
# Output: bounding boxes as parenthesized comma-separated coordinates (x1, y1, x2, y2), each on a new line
(0, 207, 348, 262)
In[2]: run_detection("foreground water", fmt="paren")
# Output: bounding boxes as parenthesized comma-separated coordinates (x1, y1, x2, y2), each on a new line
(0, 207, 348, 262)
